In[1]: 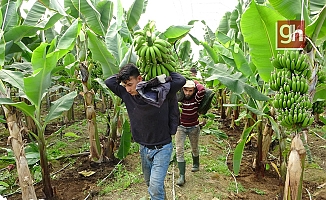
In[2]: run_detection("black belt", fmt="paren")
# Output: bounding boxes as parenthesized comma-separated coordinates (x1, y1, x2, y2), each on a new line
(144, 144, 165, 150)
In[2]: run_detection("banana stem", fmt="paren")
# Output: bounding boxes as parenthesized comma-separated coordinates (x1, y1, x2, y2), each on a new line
(146, 31, 153, 46)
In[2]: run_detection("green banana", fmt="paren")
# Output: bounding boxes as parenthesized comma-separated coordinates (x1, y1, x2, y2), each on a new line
(301, 115, 310, 127)
(161, 64, 170, 76)
(162, 62, 175, 72)
(152, 63, 157, 78)
(133, 29, 145, 36)
(145, 46, 151, 63)
(154, 38, 171, 48)
(154, 42, 169, 54)
(152, 45, 163, 62)
(139, 45, 148, 61)
(272, 58, 283, 69)
(148, 46, 157, 64)
(157, 64, 163, 75)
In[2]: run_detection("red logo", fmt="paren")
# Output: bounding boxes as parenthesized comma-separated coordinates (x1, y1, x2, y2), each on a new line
(276, 20, 305, 50)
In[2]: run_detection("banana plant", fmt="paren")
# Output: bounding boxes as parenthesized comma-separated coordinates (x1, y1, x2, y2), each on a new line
(0, 0, 78, 198)
(62, 0, 146, 161)
(240, 0, 326, 199)
(0, 81, 37, 200)
(197, 2, 285, 179)
(0, 34, 78, 198)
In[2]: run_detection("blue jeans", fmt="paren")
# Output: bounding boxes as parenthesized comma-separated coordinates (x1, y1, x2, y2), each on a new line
(140, 142, 172, 200)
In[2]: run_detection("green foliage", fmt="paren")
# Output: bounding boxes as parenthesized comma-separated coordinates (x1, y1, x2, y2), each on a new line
(0, 169, 17, 195)
(117, 120, 132, 159)
(240, 1, 286, 82)
(233, 120, 261, 175)
(228, 182, 246, 193)
(31, 164, 42, 183)
(204, 155, 231, 176)
(99, 163, 142, 195)
(250, 188, 266, 195)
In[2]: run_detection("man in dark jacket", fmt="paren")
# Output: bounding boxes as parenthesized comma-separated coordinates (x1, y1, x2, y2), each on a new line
(175, 80, 206, 186)
(105, 63, 186, 199)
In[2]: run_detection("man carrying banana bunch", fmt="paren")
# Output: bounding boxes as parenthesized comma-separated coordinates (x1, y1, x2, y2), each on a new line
(105, 63, 186, 199)
(175, 80, 206, 186)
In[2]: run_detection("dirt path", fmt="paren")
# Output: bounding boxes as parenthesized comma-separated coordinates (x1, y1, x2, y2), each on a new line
(4, 121, 326, 200)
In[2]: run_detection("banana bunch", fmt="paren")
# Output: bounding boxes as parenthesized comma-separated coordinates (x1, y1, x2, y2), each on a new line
(271, 50, 310, 73)
(277, 106, 314, 128)
(270, 50, 314, 129)
(273, 90, 312, 110)
(273, 90, 313, 128)
(312, 100, 326, 114)
(133, 29, 177, 81)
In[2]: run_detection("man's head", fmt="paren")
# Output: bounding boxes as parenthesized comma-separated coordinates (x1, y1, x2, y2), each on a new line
(190, 68, 197, 77)
(182, 80, 196, 99)
(117, 63, 142, 96)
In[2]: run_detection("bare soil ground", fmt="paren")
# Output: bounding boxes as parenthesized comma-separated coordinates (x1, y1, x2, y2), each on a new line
(2, 115, 326, 200)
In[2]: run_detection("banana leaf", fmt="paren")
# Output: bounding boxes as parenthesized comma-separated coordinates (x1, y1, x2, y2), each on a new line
(96, 1, 114, 32)
(87, 30, 118, 79)
(126, 0, 145, 30)
(163, 25, 193, 43)
(233, 120, 261, 175)
(22, 1, 46, 26)
(268, 0, 302, 20)
(178, 40, 191, 61)
(117, 120, 132, 159)
(205, 64, 269, 101)
(0, 69, 24, 92)
(240, 1, 286, 82)
(105, 22, 128, 64)
(44, 91, 77, 124)
(71, 0, 105, 36)
(0, 98, 36, 120)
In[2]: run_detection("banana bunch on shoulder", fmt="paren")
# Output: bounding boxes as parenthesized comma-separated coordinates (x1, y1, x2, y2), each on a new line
(133, 29, 178, 81)
(269, 50, 314, 129)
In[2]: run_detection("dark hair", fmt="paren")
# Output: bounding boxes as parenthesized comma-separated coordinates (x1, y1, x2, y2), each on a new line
(190, 67, 197, 74)
(117, 63, 140, 83)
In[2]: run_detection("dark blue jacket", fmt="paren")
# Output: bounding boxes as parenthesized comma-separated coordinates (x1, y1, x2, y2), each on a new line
(105, 72, 186, 146)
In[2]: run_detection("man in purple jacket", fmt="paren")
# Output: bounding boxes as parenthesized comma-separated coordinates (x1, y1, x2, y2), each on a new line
(105, 63, 186, 199)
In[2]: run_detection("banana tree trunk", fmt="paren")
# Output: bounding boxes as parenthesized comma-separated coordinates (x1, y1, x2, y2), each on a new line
(2, 105, 37, 200)
(261, 122, 273, 170)
(100, 90, 107, 113)
(105, 98, 122, 159)
(283, 133, 306, 200)
(255, 117, 264, 177)
(80, 62, 101, 161)
(278, 127, 288, 199)
(37, 128, 54, 198)
(218, 88, 227, 119)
